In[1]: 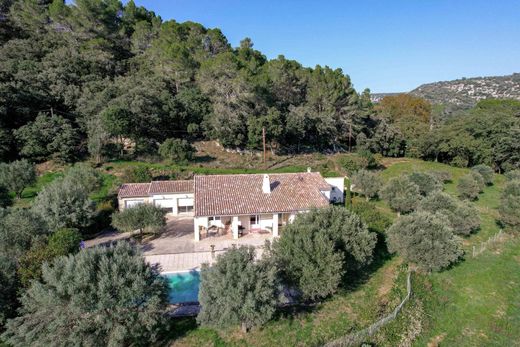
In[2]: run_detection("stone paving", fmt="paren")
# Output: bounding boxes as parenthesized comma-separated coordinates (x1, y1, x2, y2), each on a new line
(87, 215, 270, 272)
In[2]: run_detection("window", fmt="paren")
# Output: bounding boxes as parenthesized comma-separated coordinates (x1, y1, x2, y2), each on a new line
(209, 216, 221, 222)
(178, 206, 193, 213)
(250, 215, 259, 225)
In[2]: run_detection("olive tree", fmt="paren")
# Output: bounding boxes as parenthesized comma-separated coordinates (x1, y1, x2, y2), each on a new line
(505, 170, 520, 181)
(471, 164, 494, 185)
(2, 242, 169, 347)
(272, 206, 376, 300)
(197, 246, 278, 332)
(0, 255, 19, 329)
(111, 204, 166, 234)
(0, 208, 49, 260)
(380, 176, 421, 216)
(351, 169, 382, 201)
(407, 172, 443, 196)
(457, 174, 481, 200)
(386, 211, 463, 272)
(62, 163, 102, 193)
(499, 180, 520, 230)
(32, 178, 96, 231)
(0, 159, 36, 199)
(418, 191, 480, 236)
(470, 171, 485, 192)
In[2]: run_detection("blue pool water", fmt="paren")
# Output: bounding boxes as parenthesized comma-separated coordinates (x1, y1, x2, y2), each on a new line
(164, 271, 200, 304)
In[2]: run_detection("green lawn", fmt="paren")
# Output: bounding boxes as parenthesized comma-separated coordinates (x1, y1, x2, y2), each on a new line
(14, 171, 64, 208)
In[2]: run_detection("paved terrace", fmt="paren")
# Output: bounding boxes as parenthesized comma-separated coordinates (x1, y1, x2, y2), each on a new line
(86, 216, 271, 272)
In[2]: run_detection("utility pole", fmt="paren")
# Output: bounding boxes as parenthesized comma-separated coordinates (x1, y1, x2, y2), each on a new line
(50, 107, 54, 117)
(262, 127, 266, 164)
(348, 121, 352, 152)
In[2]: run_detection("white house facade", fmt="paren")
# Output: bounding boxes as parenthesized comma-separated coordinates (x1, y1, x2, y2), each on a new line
(118, 171, 345, 241)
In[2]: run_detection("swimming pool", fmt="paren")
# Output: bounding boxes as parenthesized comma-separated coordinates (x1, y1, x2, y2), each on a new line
(164, 271, 200, 304)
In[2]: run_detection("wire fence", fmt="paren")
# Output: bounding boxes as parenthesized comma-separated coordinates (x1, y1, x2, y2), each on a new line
(323, 271, 412, 347)
(472, 229, 504, 258)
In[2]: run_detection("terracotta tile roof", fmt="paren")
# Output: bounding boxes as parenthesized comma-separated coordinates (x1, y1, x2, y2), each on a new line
(118, 180, 194, 198)
(118, 183, 150, 198)
(149, 180, 194, 194)
(194, 172, 331, 217)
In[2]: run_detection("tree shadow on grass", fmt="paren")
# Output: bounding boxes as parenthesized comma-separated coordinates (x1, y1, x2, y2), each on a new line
(341, 231, 394, 292)
(193, 155, 216, 164)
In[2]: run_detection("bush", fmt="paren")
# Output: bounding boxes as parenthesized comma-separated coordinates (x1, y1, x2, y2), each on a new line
(2, 242, 169, 346)
(111, 204, 166, 234)
(272, 206, 376, 300)
(505, 170, 520, 181)
(431, 170, 452, 183)
(386, 211, 463, 272)
(357, 149, 378, 169)
(471, 164, 494, 185)
(407, 172, 443, 196)
(197, 246, 278, 332)
(339, 156, 361, 175)
(380, 176, 421, 215)
(158, 138, 195, 163)
(351, 201, 392, 234)
(351, 169, 382, 201)
(470, 171, 485, 192)
(457, 174, 481, 200)
(47, 228, 82, 255)
(0, 159, 36, 199)
(418, 191, 480, 236)
(499, 180, 520, 230)
(122, 166, 152, 183)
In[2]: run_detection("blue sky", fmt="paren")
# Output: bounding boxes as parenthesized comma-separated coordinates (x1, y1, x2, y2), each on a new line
(130, 0, 520, 93)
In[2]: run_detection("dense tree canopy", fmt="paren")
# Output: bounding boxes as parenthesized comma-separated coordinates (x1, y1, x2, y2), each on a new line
(380, 176, 421, 215)
(197, 246, 278, 332)
(387, 211, 463, 272)
(2, 242, 169, 347)
(272, 206, 376, 300)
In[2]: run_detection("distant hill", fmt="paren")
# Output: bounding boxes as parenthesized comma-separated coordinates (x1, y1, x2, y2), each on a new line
(409, 73, 520, 108)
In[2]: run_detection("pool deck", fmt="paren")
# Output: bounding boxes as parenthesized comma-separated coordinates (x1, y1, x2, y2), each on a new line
(145, 247, 265, 273)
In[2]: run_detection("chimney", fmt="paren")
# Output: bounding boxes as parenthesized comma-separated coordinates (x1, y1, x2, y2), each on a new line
(307, 167, 312, 173)
(262, 174, 271, 194)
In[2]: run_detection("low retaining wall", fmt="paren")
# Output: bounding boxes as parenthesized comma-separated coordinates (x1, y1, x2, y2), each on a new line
(323, 271, 413, 347)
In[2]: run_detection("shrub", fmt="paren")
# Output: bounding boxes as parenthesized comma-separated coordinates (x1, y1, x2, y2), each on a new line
(32, 177, 96, 231)
(2, 242, 169, 346)
(407, 172, 443, 196)
(0, 159, 36, 199)
(418, 191, 480, 236)
(380, 176, 421, 215)
(351, 169, 382, 201)
(499, 180, 520, 230)
(122, 166, 152, 183)
(431, 170, 452, 183)
(470, 171, 485, 192)
(158, 138, 195, 163)
(505, 170, 520, 181)
(272, 206, 376, 300)
(457, 174, 480, 200)
(386, 211, 463, 272)
(471, 164, 494, 185)
(197, 246, 278, 332)
(351, 201, 392, 234)
(357, 149, 378, 169)
(339, 156, 361, 175)
(47, 228, 82, 255)
(111, 204, 166, 234)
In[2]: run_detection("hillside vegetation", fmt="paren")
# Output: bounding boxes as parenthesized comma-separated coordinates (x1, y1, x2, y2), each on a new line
(411, 73, 520, 109)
